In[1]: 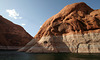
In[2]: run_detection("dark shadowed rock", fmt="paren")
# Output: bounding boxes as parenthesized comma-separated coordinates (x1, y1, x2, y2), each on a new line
(19, 2, 100, 53)
(0, 15, 33, 50)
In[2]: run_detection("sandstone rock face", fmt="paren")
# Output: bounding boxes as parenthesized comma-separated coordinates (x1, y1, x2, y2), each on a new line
(0, 16, 33, 50)
(19, 2, 100, 53)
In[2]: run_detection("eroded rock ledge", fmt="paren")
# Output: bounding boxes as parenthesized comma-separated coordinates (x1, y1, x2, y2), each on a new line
(19, 33, 100, 53)
(19, 2, 100, 53)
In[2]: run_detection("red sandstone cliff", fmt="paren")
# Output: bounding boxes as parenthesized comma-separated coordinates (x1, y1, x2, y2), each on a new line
(19, 2, 100, 53)
(0, 15, 33, 50)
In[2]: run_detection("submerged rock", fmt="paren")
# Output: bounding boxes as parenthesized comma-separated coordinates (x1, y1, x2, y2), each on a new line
(19, 2, 100, 53)
(0, 16, 33, 50)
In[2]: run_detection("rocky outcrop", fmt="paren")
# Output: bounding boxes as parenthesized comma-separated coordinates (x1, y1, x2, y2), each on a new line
(19, 2, 100, 53)
(0, 15, 33, 50)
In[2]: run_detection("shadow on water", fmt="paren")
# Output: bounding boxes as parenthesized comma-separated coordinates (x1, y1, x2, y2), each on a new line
(0, 51, 100, 60)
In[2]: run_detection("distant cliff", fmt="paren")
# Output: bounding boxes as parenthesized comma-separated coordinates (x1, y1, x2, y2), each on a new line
(0, 15, 33, 50)
(19, 2, 100, 53)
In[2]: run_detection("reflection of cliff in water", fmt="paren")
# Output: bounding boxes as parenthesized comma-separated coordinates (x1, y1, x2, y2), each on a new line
(0, 51, 100, 60)
(31, 53, 100, 60)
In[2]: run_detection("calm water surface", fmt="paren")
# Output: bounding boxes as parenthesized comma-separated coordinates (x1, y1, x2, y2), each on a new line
(0, 51, 100, 60)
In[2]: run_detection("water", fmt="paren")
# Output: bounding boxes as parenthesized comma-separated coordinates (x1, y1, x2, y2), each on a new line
(0, 51, 100, 60)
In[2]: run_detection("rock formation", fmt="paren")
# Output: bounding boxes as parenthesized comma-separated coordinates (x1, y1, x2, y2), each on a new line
(0, 16, 33, 50)
(19, 2, 100, 53)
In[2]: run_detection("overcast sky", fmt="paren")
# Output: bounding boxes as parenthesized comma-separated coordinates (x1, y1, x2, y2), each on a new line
(0, 0, 100, 37)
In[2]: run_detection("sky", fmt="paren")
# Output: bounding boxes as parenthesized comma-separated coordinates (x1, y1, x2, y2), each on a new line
(0, 0, 100, 37)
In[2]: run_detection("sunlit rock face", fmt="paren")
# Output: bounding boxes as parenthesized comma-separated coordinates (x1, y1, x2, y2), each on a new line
(0, 16, 33, 50)
(19, 2, 100, 53)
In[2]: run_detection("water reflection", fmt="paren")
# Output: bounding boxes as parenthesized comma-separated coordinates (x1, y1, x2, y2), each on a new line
(0, 51, 100, 60)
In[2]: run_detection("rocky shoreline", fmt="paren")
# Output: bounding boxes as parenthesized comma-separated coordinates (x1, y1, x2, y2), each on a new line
(19, 33, 100, 53)
(0, 46, 22, 50)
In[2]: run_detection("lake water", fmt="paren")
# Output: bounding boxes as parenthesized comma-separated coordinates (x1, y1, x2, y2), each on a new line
(0, 51, 100, 60)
